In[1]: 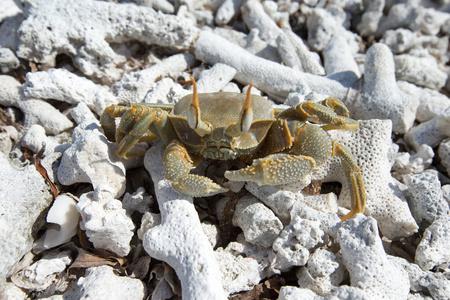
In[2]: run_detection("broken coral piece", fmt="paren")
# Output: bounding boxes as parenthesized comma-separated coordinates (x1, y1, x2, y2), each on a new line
(353, 43, 419, 134)
(57, 122, 126, 198)
(77, 184, 135, 257)
(64, 265, 146, 298)
(16, 0, 199, 81)
(143, 142, 227, 299)
(337, 214, 410, 298)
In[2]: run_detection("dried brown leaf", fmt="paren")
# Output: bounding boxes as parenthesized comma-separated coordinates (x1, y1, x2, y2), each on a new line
(35, 157, 58, 199)
(93, 249, 127, 267)
(75, 228, 127, 268)
(233, 276, 285, 300)
(162, 262, 182, 297)
(69, 252, 119, 270)
(23, 148, 59, 199)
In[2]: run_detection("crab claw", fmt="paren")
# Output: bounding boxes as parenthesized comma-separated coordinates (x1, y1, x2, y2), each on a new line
(225, 153, 315, 186)
(164, 140, 228, 197)
(170, 174, 228, 198)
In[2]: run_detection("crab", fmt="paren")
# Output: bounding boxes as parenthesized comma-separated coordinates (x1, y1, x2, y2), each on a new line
(100, 77, 366, 221)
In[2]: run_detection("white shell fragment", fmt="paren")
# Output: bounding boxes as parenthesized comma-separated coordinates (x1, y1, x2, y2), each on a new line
(0, 282, 27, 300)
(272, 219, 317, 272)
(245, 182, 298, 225)
(143, 142, 227, 299)
(439, 138, 450, 176)
(212, 27, 281, 62)
(394, 52, 447, 90)
(377, 2, 450, 36)
(241, 0, 282, 43)
(70, 102, 99, 126)
(0, 47, 20, 73)
(142, 77, 189, 105)
(215, 0, 244, 26)
(306, 7, 361, 53)
(77, 184, 135, 257)
(278, 285, 368, 300)
(405, 107, 450, 151)
(0, 75, 21, 107)
(323, 36, 360, 85)
(195, 63, 237, 93)
(20, 124, 61, 157)
(357, 0, 384, 36)
(137, 212, 161, 240)
(19, 99, 73, 135)
(42, 194, 79, 249)
(276, 29, 325, 75)
(0, 75, 73, 135)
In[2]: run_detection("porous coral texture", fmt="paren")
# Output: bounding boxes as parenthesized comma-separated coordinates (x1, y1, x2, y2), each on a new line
(17, 0, 199, 81)
(312, 119, 418, 239)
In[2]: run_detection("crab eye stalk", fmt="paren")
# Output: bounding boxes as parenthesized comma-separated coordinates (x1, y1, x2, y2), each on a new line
(187, 76, 200, 129)
(239, 84, 254, 132)
(187, 76, 211, 136)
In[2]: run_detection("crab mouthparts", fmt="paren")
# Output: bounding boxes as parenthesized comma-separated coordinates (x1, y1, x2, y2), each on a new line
(203, 146, 237, 160)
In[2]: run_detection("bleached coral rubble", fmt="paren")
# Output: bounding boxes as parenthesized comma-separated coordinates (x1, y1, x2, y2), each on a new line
(1, 0, 450, 298)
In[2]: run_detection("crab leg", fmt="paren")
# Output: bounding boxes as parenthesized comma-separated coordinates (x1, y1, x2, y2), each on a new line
(100, 104, 131, 141)
(115, 107, 158, 157)
(163, 140, 228, 197)
(277, 101, 359, 131)
(101, 103, 179, 158)
(332, 141, 366, 221)
(318, 97, 350, 118)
